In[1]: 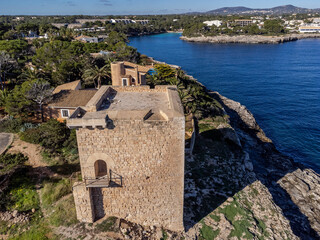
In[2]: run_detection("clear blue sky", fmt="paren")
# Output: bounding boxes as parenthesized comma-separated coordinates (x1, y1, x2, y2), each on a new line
(1, 0, 319, 15)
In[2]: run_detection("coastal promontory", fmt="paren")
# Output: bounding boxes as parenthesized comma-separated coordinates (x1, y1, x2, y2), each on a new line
(180, 34, 320, 44)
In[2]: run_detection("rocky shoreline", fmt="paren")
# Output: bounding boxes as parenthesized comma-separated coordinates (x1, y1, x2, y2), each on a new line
(209, 91, 320, 239)
(180, 33, 320, 44)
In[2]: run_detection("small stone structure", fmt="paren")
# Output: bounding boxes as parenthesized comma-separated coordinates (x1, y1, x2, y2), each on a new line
(68, 85, 185, 231)
(111, 62, 153, 86)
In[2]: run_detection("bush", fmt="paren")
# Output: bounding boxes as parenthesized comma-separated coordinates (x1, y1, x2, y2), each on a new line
(0, 153, 28, 173)
(0, 118, 23, 133)
(19, 128, 42, 144)
(19, 119, 71, 152)
(38, 119, 69, 151)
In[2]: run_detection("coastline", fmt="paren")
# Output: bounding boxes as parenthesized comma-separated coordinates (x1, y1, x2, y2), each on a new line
(180, 33, 320, 44)
(127, 30, 182, 37)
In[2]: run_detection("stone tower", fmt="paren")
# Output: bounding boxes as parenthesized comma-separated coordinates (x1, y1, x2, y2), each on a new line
(67, 85, 185, 231)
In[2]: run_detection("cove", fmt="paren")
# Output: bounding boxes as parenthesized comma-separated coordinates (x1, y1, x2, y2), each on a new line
(129, 33, 320, 172)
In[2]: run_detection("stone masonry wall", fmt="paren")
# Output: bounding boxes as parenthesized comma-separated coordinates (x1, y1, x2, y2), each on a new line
(75, 117, 185, 231)
(73, 182, 95, 223)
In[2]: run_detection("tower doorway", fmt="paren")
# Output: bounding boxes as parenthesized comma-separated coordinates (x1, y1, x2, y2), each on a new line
(94, 160, 108, 178)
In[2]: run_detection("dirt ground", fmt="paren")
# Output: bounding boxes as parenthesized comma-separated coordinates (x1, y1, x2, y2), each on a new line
(7, 135, 45, 167)
(7, 135, 54, 179)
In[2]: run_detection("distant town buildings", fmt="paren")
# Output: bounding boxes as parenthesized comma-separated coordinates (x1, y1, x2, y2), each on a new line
(90, 51, 113, 58)
(110, 19, 149, 25)
(12, 17, 25, 21)
(235, 19, 253, 27)
(52, 19, 150, 30)
(313, 18, 320, 24)
(74, 35, 103, 43)
(299, 25, 320, 33)
(76, 19, 109, 24)
(203, 20, 222, 27)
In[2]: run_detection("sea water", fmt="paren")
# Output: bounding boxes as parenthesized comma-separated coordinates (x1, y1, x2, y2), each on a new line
(129, 33, 320, 172)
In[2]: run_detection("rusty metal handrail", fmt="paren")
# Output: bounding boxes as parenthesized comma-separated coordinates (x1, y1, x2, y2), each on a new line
(84, 174, 110, 187)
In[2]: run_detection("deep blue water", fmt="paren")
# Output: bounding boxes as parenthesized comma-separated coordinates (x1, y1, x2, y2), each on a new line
(129, 33, 320, 172)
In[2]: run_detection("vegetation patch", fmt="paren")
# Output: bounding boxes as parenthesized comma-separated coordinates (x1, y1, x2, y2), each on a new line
(209, 214, 221, 222)
(0, 153, 28, 174)
(40, 178, 71, 208)
(198, 123, 215, 133)
(161, 229, 168, 240)
(199, 220, 220, 240)
(8, 223, 51, 240)
(2, 170, 39, 212)
(95, 216, 118, 233)
(0, 118, 24, 133)
(47, 194, 78, 227)
(219, 200, 254, 239)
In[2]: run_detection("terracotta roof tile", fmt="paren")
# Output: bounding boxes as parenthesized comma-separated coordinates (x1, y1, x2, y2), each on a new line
(53, 80, 81, 94)
(123, 61, 153, 73)
(49, 89, 97, 108)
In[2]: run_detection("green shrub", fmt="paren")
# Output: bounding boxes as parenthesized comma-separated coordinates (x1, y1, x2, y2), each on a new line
(95, 216, 118, 233)
(0, 153, 28, 173)
(0, 118, 23, 133)
(41, 178, 71, 208)
(48, 195, 78, 227)
(19, 128, 42, 144)
(20, 119, 74, 153)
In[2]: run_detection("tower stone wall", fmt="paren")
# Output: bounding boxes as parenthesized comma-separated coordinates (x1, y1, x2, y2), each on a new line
(69, 85, 185, 231)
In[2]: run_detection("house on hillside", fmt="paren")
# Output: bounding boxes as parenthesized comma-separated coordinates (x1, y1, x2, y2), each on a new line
(46, 60, 154, 121)
(111, 61, 153, 86)
(74, 35, 102, 43)
(45, 80, 97, 121)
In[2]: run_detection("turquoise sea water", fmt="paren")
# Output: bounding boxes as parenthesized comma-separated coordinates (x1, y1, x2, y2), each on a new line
(129, 33, 320, 172)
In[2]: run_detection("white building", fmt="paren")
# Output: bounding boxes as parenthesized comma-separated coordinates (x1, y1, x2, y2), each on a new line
(203, 20, 222, 27)
(313, 18, 320, 24)
(299, 25, 320, 33)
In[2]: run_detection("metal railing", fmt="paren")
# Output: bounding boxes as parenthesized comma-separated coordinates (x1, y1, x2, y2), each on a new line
(83, 170, 123, 188)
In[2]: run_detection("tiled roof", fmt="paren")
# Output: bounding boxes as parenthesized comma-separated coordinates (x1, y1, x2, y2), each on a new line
(74, 35, 90, 40)
(123, 61, 153, 73)
(53, 80, 81, 94)
(49, 89, 98, 108)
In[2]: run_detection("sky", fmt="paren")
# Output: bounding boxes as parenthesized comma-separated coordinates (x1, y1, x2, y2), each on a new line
(1, 0, 319, 15)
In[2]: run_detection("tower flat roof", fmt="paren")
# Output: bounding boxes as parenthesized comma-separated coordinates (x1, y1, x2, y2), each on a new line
(66, 85, 184, 129)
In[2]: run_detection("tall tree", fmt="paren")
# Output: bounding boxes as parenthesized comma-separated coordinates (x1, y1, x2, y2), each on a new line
(82, 65, 110, 89)
(0, 51, 17, 89)
(25, 80, 53, 122)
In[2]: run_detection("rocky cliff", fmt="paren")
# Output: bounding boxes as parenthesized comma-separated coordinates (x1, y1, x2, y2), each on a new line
(183, 91, 320, 239)
(181, 34, 320, 44)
